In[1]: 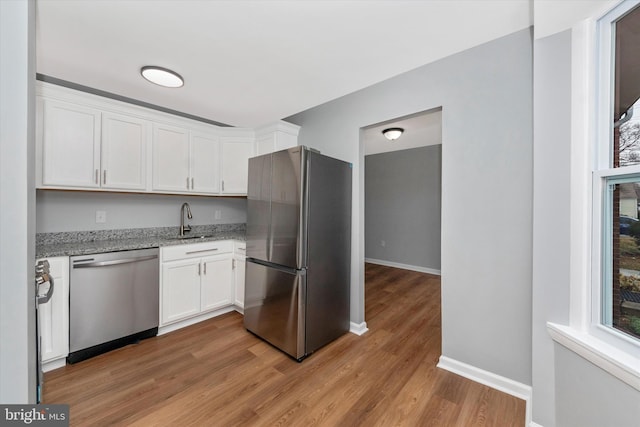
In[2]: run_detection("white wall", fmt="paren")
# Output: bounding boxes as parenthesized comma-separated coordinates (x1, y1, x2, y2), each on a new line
(0, 0, 36, 403)
(36, 191, 246, 233)
(533, 0, 619, 39)
(287, 28, 534, 386)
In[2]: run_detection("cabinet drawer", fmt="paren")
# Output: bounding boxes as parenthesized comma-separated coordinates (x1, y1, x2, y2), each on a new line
(162, 240, 233, 262)
(234, 241, 246, 255)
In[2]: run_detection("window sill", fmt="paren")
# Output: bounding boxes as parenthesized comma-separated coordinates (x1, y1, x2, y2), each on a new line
(547, 322, 640, 391)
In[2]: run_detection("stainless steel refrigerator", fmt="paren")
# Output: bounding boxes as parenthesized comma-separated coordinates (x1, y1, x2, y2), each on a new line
(244, 146, 352, 361)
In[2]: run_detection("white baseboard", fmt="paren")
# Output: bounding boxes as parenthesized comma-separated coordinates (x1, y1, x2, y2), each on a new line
(437, 355, 533, 427)
(529, 422, 544, 427)
(158, 306, 236, 336)
(349, 321, 369, 336)
(365, 258, 441, 275)
(42, 357, 66, 373)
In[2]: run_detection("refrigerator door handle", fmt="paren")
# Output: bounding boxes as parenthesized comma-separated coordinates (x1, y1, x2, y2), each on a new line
(246, 257, 301, 275)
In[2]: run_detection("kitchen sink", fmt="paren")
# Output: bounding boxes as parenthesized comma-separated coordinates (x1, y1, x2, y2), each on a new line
(177, 234, 214, 240)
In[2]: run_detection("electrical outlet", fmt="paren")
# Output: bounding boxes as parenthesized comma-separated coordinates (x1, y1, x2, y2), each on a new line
(381, 240, 386, 247)
(214, 210, 222, 220)
(95, 210, 107, 223)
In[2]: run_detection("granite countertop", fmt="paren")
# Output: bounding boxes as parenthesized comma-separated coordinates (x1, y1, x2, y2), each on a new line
(36, 224, 246, 258)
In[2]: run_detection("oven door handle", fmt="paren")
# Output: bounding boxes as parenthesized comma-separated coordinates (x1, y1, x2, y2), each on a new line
(37, 275, 54, 305)
(72, 255, 158, 269)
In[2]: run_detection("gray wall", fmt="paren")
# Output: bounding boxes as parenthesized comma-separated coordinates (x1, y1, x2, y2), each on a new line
(365, 145, 441, 271)
(287, 28, 533, 385)
(0, 0, 37, 403)
(531, 30, 572, 427)
(555, 345, 640, 427)
(36, 191, 247, 233)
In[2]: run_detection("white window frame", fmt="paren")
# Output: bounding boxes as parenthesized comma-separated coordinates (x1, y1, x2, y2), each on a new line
(547, 0, 640, 392)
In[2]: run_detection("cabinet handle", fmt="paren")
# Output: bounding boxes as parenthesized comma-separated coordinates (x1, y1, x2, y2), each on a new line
(186, 177, 190, 190)
(204, 262, 207, 275)
(237, 247, 245, 252)
(103, 170, 107, 185)
(198, 263, 201, 276)
(95, 169, 99, 184)
(191, 177, 194, 189)
(222, 180, 225, 192)
(186, 248, 218, 255)
(232, 259, 236, 269)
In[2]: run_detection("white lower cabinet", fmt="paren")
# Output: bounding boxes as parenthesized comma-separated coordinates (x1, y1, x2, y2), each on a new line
(160, 241, 233, 326)
(233, 242, 246, 309)
(37, 256, 69, 370)
(200, 255, 233, 312)
(161, 259, 202, 324)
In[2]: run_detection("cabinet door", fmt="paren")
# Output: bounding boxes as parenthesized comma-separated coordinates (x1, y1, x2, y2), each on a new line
(38, 257, 69, 363)
(152, 124, 190, 192)
(256, 134, 276, 156)
(201, 255, 233, 312)
(190, 132, 220, 194)
(233, 256, 246, 308)
(101, 112, 148, 190)
(41, 99, 101, 188)
(221, 137, 254, 194)
(161, 259, 201, 324)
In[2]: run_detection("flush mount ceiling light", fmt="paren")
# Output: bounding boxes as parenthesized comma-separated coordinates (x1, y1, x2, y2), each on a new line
(382, 127, 404, 141)
(140, 66, 184, 88)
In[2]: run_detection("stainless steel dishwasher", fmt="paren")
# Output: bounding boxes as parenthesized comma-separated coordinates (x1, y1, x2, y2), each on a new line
(68, 248, 159, 363)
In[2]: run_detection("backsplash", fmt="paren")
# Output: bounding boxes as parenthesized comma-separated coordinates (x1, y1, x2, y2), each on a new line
(36, 190, 247, 233)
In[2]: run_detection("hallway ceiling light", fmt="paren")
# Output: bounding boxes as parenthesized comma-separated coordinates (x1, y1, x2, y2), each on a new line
(382, 127, 404, 141)
(141, 66, 184, 88)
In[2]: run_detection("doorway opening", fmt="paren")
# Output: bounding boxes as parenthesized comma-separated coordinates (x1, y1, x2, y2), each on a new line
(362, 107, 443, 276)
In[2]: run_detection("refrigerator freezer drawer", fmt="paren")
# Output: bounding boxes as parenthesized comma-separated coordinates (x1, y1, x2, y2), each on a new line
(243, 260, 306, 360)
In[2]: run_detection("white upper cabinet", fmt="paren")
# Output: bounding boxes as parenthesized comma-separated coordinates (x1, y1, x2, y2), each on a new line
(38, 97, 149, 191)
(101, 112, 148, 190)
(255, 121, 300, 156)
(40, 99, 101, 188)
(152, 126, 221, 195)
(36, 82, 297, 197)
(39, 99, 149, 191)
(152, 124, 190, 192)
(190, 132, 220, 194)
(221, 136, 255, 194)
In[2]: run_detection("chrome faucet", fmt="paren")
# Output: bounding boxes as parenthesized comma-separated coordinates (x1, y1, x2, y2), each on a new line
(180, 202, 193, 237)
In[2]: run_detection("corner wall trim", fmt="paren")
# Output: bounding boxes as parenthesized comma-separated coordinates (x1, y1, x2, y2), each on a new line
(364, 258, 441, 275)
(437, 356, 533, 426)
(349, 321, 369, 336)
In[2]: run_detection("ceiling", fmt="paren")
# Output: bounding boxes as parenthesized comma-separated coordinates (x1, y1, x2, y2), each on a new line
(35, 1, 531, 128)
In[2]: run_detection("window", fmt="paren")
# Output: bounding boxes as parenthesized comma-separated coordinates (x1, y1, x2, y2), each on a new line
(594, 1, 640, 346)
(548, 0, 640, 391)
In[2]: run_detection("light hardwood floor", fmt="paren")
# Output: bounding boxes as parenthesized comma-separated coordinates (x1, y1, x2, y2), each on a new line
(44, 263, 525, 426)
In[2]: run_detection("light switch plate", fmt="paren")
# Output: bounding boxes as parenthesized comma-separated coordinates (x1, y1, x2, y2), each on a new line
(95, 210, 107, 223)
